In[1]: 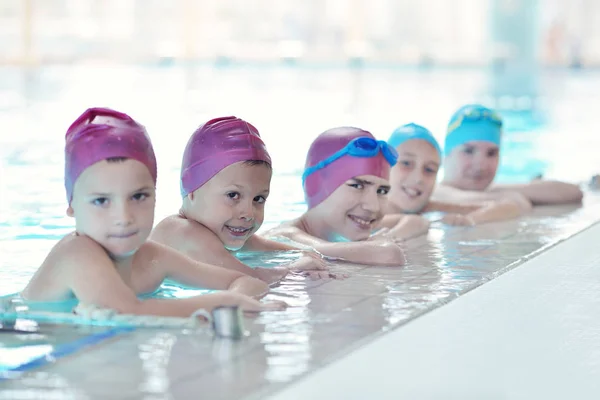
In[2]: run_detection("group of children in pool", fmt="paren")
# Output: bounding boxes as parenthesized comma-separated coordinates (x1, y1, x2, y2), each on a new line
(21, 105, 586, 317)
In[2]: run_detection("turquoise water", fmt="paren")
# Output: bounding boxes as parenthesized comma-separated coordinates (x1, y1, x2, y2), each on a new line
(1, 64, 599, 299)
(0, 64, 599, 381)
(0, 250, 303, 314)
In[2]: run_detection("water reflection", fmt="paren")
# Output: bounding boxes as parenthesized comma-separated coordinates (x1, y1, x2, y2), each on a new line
(259, 276, 313, 383)
(0, 371, 91, 400)
(138, 333, 177, 399)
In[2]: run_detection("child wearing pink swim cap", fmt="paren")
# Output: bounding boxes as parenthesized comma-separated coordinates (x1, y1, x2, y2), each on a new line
(266, 126, 429, 266)
(22, 108, 286, 316)
(151, 116, 338, 284)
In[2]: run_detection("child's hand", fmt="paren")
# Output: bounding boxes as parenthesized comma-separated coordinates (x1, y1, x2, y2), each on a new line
(368, 228, 405, 244)
(377, 241, 407, 266)
(359, 240, 406, 266)
(244, 299, 288, 313)
(254, 267, 289, 285)
(235, 294, 288, 314)
(289, 252, 328, 271)
(441, 213, 475, 226)
(288, 253, 348, 280)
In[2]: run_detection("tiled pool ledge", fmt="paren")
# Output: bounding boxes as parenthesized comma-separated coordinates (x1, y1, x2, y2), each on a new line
(1, 191, 600, 399)
(266, 203, 600, 400)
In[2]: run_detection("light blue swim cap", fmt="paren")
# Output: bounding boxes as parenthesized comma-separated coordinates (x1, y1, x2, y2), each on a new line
(444, 104, 503, 156)
(387, 123, 442, 157)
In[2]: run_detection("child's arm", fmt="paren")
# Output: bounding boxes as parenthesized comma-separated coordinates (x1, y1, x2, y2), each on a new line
(243, 234, 301, 252)
(423, 200, 482, 214)
(441, 194, 532, 226)
(151, 220, 288, 285)
(266, 224, 406, 267)
(377, 214, 430, 241)
(64, 238, 285, 317)
(243, 235, 341, 279)
(146, 241, 270, 298)
(489, 180, 584, 205)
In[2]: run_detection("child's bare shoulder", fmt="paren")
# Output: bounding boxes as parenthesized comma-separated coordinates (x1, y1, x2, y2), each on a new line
(152, 214, 209, 239)
(151, 215, 221, 254)
(48, 233, 106, 263)
(263, 218, 304, 237)
(22, 233, 110, 300)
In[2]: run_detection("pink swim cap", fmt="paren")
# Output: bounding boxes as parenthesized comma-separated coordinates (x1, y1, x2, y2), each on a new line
(303, 127, 392, 209)
(180, 116, 272, 196)
(64, 107, 157, 203)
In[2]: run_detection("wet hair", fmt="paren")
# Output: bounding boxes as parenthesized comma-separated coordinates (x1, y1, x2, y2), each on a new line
(242, 160, 272, 169)
(105, 157, 128, 163)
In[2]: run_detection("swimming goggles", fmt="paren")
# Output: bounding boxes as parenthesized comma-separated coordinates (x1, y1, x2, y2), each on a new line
(447, 108, 503, 135)
(302, 137, 398, 183)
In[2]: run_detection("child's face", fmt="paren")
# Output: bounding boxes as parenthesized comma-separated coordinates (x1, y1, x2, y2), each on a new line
(443, 141, 499, 191)
(187, 162, 272, 251)
(389, 139, 440, 213)
(68, 159, 156, 260)
(315, 175, 390, 241)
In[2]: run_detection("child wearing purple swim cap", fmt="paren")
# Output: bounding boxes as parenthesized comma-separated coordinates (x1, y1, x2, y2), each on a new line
(22, 108, 287, 316)
(433, 104, 583, 208)
(151, 116, 339, 284)
(266, 126, 428, 266)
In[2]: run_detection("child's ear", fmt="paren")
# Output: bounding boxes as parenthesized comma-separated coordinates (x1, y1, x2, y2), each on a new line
(188, 191, 195, 201)
(66, 206, 74, 217)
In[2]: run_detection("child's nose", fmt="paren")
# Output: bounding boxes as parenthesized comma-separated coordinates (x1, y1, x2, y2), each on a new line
(238, 201, 255, 221)
(412, 170, 424, 184)
(113, 204, 133, 226)
(361, 190, 380, 213)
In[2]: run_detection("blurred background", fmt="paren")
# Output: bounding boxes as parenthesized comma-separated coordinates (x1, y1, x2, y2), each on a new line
(1, 0, 600, 292)
(1, 0, 598, 67)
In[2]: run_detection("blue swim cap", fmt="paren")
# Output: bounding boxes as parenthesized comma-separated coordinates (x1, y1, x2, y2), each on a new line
(387, 123, 442, 157)
(444, 104, 503, 156)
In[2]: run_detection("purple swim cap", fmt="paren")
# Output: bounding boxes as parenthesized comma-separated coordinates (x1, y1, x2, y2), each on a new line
(64, 107, 157, 204)
(180, 116, 272, 197)
(303, 127, 391, 209)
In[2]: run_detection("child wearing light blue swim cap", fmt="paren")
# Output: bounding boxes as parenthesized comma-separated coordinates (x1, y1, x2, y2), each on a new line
(442, 104, 503, 191)
(436, 103, 584, 207)
(386, 123, 442, 214)
(381, 121, 532, 228)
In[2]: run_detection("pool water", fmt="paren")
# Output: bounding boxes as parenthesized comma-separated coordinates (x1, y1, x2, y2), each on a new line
(1, 64, 599, 299)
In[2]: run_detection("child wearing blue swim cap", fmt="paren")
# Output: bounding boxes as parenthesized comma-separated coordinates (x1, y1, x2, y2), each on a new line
(380, 122, 534, 228)
(386, 123, 442, 214)
(442, 104, 503, 191)
(434, 104, 584, 207)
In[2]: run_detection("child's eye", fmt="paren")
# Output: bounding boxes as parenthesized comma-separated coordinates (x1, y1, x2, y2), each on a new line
(226, 192, 240, 200)
(348, 183, 364, 190)
(253, 195, 266, 204)
(463, 147, 475, 155)
(92, 197, 108, 206)
(400, 160, 412, 167)
(132, 192, 149, 201)
(377, 187, 390, 195)
(425, 167, 438, 174)
(487, 149, 499, 157)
